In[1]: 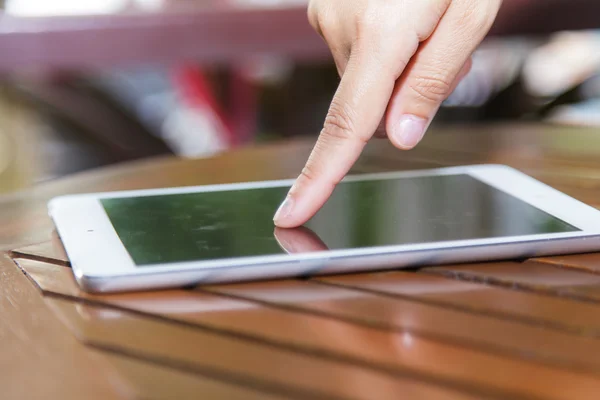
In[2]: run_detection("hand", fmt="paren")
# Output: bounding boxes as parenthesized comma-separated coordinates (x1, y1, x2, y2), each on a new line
(274, 0, 501, 227)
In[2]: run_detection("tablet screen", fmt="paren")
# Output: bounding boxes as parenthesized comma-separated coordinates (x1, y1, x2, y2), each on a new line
(100, 174, 577, 266)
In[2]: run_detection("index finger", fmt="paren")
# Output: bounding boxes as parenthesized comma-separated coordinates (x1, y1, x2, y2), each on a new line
(273, 47, 415, 228)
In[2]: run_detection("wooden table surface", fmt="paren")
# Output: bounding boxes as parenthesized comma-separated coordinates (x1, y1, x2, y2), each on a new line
(0, 0, 599, 71)
(5, 123, 600, 399)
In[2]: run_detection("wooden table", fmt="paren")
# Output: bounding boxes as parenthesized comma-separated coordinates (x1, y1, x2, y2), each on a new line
(5, 123, 600, 399)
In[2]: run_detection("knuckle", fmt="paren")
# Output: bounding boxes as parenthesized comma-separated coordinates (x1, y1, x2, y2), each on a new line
(415, 0, 451, 41)
(354, 7, 378, 35)
(297, 158, 337, 192)
(354, 4, 392, 43)
(409, 74, 454, 103)
(307, 2, 323, 33)
(299, 163, 318, 184)
(321, 99, 359, 142)
(458, 0, 498, 34)
(313, 9, 342, 41)
(288, 163, 317, 197)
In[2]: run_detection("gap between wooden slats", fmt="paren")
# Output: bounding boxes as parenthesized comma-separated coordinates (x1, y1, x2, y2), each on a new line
(10, 235, 69, 267)
(0, 255, 120, 400)
(100, 351, 286, 400)
(12, 242, 600, 343)
(313, 270, 600, 337)
(204, 276, 600, 372)
(16, 257, 600, 400)
(45, 295, 488, 400)
(203, 278, 600, 375)
(535, 253, 600, 275)
(423, 261, 600, 303)
(12, 241, 597, 378)
(13, 239, 600, 308)
(13, 250, 600, 373)
(12, 259, 542, 400)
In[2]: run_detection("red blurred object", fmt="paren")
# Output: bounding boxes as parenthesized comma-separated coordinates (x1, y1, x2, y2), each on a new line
(173, 65, 258, 148)
(173, 66, 235, 147)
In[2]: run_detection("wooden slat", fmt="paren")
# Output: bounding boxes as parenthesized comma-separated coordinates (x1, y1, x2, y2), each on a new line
(206, 278, 600, 374)
(99, 352, 287, 400)
(423, 261, 600, 303)
(0, 254, 120, 400)
(45, 296, 479, 400)
(10, 235, 68, 266)
(10, 241, 61, 263)
(17, 258, 600, 400)
(419, 125, 600, 164)
(318, 271, 600, 336)
(535, 253, 600, 274)
(8, 124, 600, 398)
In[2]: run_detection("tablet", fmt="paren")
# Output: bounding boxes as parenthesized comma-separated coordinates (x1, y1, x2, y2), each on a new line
(48, 164, 600, 293)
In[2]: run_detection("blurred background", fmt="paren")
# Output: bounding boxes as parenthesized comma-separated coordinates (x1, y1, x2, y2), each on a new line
(0, 0, 599, 194)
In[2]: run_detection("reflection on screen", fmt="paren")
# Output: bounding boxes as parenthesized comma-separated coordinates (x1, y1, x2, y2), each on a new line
(100, 174, 577, 265)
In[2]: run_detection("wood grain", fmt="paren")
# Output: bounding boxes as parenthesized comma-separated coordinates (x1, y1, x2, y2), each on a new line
(17, 258, 600, 400)
(206, 278, 600, 374)
(8, 123, 600, 398)
(424, 261, 600, 303)
(318, 271, 600, 336)
(0, 254, 121, 400)
(535, 253, 600, 275)
(99, 352, 287, 400)
(10, 235, 68, 266)
(45, 296, 481, 400)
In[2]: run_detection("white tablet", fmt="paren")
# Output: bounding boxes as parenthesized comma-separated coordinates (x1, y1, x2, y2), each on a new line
(48, 164, 600, 293)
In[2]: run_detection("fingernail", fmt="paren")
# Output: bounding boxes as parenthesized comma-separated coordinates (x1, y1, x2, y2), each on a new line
(274, 196, 294, 224)
(394, 115, 427, 148)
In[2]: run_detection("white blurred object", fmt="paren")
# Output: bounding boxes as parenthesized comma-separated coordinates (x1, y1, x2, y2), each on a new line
(5, 0, 165, 16)
(238, 56, 294, 86)
(522, 31, 600, 98)
(94, 68, 227, 158)
(228, 0, 307, 9)
(7, 0, 126, 15)
(547, 99, 600, 127)
(162, 100, 228, 157)
(444, 38, 531, 107)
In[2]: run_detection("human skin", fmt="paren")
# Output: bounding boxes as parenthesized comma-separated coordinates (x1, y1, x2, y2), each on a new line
(274, 0, 502, 227)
